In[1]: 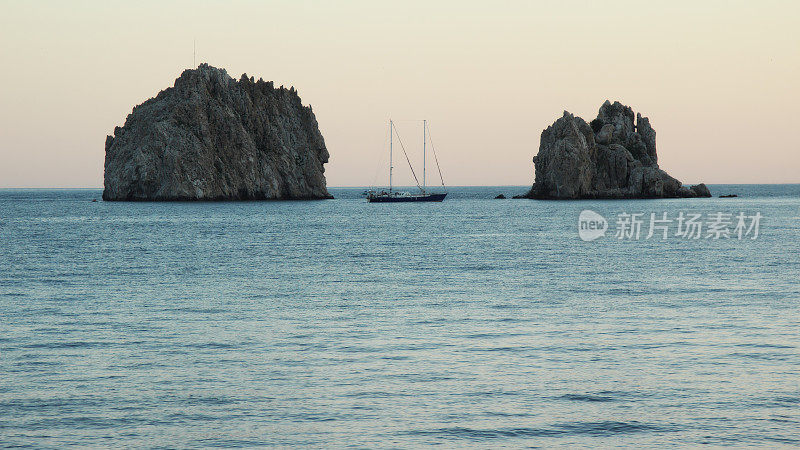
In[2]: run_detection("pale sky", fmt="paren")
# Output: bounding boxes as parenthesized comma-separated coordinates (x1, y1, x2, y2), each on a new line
(1, 0, 798, 187)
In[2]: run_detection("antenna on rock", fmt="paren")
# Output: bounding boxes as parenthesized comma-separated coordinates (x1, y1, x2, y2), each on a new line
(193, 38, 196, 67)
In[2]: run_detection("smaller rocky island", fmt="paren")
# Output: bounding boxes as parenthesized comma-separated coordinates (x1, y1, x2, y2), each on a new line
(524, 101, 710, 199)
(103, 64, 332, 201)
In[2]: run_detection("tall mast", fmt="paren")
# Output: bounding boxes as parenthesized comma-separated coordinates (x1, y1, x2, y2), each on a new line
(389, 119, 393, 193)
(423, 120, 426, 192)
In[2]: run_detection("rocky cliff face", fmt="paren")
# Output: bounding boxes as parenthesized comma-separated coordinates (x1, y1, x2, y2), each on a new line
(526, 101, 710, 199)
(103, 64, 331, 201)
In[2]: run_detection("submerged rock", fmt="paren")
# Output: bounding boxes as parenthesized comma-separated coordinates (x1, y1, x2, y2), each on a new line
(525, 101, 711, 199)
(103, 64, 331, 201)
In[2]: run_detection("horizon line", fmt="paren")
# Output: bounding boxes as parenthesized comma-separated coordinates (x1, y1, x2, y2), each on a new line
(2, 182, 800, 190)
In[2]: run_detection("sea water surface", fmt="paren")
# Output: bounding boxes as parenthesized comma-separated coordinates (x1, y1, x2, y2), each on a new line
(1, 185, 799, 448)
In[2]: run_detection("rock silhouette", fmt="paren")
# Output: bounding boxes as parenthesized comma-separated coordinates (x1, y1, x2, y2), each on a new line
(103, 64, 331, 201)
(526, 101, 710, 199)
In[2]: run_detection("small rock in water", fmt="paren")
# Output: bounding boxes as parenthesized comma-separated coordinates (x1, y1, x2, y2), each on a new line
(495, 194, 506, 199)
(690, 183, 712, 198)
(719, 194, 738, 198)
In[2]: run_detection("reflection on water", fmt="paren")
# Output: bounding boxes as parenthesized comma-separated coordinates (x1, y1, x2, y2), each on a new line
(1, 185, 799, 447)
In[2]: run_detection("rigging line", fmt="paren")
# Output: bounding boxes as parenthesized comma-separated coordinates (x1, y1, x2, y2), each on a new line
(391, 122, 422, 190)
(425, 122, 446, 187)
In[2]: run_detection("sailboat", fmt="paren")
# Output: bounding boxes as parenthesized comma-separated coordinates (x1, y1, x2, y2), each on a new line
(367, 119, 447, 203)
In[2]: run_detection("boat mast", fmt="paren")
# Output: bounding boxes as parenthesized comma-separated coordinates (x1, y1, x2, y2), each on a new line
(389, 119, 393, 193)
(423, 120, 426, 193)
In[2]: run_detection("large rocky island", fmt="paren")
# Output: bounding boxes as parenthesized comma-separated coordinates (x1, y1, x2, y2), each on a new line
(525, 101, 710, 199)
(103, 64, 331, 201)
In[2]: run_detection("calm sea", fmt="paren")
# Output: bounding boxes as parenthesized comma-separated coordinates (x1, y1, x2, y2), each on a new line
(1, 185, 799, 448)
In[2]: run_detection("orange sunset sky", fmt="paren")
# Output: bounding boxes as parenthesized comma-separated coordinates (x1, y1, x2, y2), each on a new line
(1, 0, 798, 187)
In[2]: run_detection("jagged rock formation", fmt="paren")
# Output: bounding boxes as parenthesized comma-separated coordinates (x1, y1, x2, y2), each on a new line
(103, 64, 331, 201)
(526, 101, 710, 199)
